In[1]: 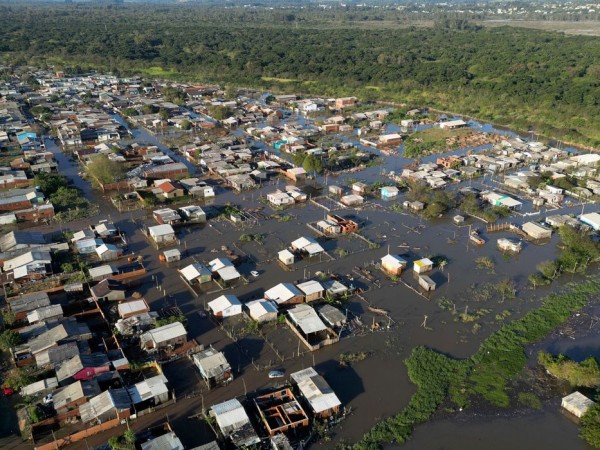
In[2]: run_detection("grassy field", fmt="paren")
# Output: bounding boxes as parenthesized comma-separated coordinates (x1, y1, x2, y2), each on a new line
(478, 20, 600, 36)
(409, 127, 472, 143)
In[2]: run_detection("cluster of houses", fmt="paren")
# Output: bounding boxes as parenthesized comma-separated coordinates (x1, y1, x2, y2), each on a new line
(207, 367, 341, 449)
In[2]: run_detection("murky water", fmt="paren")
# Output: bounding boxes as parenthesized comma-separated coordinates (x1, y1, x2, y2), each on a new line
(36, 103, 600, 449)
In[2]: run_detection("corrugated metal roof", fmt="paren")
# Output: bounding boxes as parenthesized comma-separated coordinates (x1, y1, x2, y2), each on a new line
(140, 432, 184, 450)
(211, 398, 249, 430)
(208, 295, 241, 313)
(296, 280, 324, 296)
(265, 283, 302, 303)
(141, 322, 186, 346)
(127, 374, 168, 404)
(297, 375, 341, 414)
(193, 348, 231, 378)
(288, 304, 327, 334)
(27, 304, 63, 323)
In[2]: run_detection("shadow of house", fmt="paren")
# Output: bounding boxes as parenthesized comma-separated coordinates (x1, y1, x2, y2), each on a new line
(315, 360, 365, 405)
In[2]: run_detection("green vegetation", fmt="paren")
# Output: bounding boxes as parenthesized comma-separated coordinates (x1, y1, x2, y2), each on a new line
(357, 280, 600, 448)
(406, 181, 456, 219)
(529, 226, 600, 285)
(581, 404, 600, 448)
(86, 154, 126, 185)
(4, 6, 600, 146)
(156, 314, 187, 328)
(108, 429, 136, 450)
(475, 256, 495, 271)
(0, 330, 23, 351)
(239, 233, 265, 243)
(339, 352, 369, 367)
(4, 368, 35, 390)
(459, 192, 511, 222)
(517, 392, 542, 410)
(538, 352, 600, 387)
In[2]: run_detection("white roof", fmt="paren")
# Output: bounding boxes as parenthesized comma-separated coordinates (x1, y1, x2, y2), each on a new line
(88, 265, 116, 279)
(208, 257, 233, 272)
(296, 280, 324, 295)
(140, 432, 183, 450)
(118, 300, 148, 317)
(580, 212, 600, 229)
(246, 299, 278, 318)
(27, 304, 63, 323)
(21, 377, 58, 396)
(297, 375, 341, 413)
(208, 295, 241, 313)
(180, 263, 211, 281)
(148, 224, 175, 237)
(141, 322, 186, 345)
(211, 398, 250, 430)
(290, 367, 319, 384)
(304, 243, 325, 255)
(163, 249, 181, 258)
(127, 374, 169, 404)
(265, 283, 302, 303)
(381, 254, 406, 266)
(288, 304, 327, 334)
(278, 249, 294, 259)
(217, 266, 241, 281)
(291, 236, 317, 249)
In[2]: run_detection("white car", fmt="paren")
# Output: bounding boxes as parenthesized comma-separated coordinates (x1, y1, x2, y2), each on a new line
(250, 271, 259, 277)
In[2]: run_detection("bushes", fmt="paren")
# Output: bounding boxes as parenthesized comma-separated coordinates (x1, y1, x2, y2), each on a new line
(538, 351, 600, 387)
(581, 404, 600, 448)
(357, 280, 600, 449)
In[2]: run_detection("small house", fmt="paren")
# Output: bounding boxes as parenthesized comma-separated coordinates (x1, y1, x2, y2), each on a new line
(265, 283, 304, 306)
(290, 367, 341, 419)
(381, 254, 407, 276)
(208, 294, 243, 318)
(178, 205, 206, 223)
(497, 238, 523, 253)
(522, 221, 552, 240)
(245, 299, 278, 323)
(148, 224, 176, 244)
(278, 249, 295, 266)
(153, 208, 182, 225)
(210, 399, 261, 447)
(418, 275, 436, 292)
(380, 186, 399, 199)
(127, 374, 170, 409)
(140, 432, 184, 450)
(413, 258, 433, 274)
(328, 185, 343, 196)
(562, 391, 596, 418)
(254, 388, 309, 437)
(267, 191, 295, 207)
(140, 322, 187, 352)
(118, 299, 150, 319)
(579, 212, 600, 231)
(162, 248, 181, 263)
(352, 182, 370, 195)
(27, 304, 63, 324)
(318, 304, 347, 328)
(296, 280, 325, 302)
(180, 263, 212, 285)
(79, 388, 131, 424)
(192, 346, 233, 387)
(90, 279, 126, 302)
(340, 194, 364, 206)
(95, 243, 123, 261)
(88, 264, 117, 281)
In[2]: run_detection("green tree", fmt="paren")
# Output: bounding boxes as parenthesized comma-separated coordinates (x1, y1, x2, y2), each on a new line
(0, 330, 23, 351)
(86, 154, 126, 184)
(581, 404, 600, 448)
(180, 119, 192, 130)
(34, 173, 68, 196)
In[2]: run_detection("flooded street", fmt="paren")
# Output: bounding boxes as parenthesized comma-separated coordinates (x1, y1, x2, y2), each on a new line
(33, 104, 600, 449)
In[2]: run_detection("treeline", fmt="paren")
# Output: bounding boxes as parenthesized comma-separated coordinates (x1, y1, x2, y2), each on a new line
(2, 6, 600, 146)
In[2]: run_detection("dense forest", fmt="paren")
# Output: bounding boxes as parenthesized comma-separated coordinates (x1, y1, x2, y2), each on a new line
(2, 4, 600, 146)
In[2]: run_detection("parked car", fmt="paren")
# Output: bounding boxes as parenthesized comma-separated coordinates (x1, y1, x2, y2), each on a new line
(250, 270, 259, 278)
(268, 370, 285, 379)
(2, 385, 14, 396)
